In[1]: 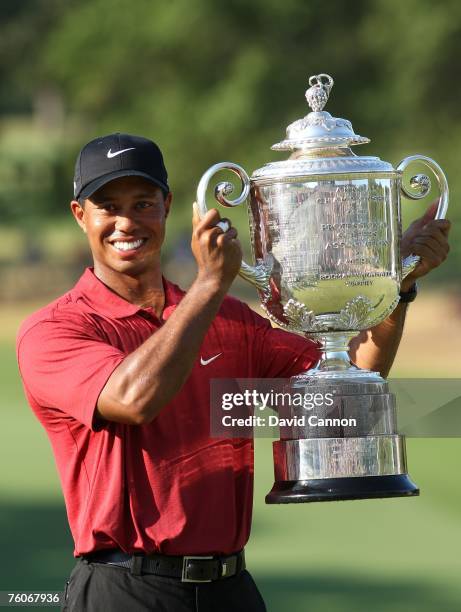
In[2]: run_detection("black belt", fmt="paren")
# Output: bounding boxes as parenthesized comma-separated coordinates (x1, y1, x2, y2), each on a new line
(82, 548, 245, 582)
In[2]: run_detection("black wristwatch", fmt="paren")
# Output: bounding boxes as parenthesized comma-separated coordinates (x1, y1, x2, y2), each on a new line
(399, 282, 418, 303)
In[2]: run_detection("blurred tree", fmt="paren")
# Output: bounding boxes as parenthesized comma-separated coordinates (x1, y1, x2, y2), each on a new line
(0, 0, 65, 114)
(0, 0, 459, 279)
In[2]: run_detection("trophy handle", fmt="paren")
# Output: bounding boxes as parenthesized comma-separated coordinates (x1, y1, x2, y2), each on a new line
(196, 162, 271, 292)
(396, 155, 449, 279)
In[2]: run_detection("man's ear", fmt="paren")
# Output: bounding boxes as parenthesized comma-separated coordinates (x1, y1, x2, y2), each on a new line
(164, 192, 173, 219)
(70, 200, 87, 233)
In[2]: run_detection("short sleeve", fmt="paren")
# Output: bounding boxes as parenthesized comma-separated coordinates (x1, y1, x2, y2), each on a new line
(246, 305, 320, 378)
(17, 317, 126, 431)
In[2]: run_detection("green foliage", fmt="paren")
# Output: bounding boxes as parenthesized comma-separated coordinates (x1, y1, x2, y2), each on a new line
(0, 0, 459, 278)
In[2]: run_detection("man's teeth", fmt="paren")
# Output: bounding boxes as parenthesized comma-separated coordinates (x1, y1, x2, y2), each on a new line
(112, 239, 144, 251)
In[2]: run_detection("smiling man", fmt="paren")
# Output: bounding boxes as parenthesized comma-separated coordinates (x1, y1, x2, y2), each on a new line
(16, 133, 450, 612)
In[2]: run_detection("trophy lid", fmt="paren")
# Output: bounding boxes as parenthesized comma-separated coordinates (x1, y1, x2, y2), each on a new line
(272, 74, 370, 151)
(251, 72, 394, 182)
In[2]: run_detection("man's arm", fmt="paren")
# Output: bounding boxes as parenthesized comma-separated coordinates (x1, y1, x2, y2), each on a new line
(96, 206, 241, 426)
(349, 303, 409, 378)
(350, 202, 450, 377)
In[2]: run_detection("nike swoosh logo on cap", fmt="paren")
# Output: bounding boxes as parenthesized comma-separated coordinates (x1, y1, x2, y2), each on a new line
(107, 147, 136, 158)
(200, 353, 222, 366)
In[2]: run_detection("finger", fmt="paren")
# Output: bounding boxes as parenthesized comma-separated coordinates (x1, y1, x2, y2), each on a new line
(431, 219, 451, 236)
(194, 208, 221, 236)
(408, 199, 439, 230)
(412, 234, 449, 255)
(200, 226, 226, 249)
(415, 224, 451, 249)
(201, 219, 233, 248)
(411, 243, 446, 267)
(424, 218, 451, 229)
(421, 199, 440, 224)
(422, 218, 451, 232)
(405, 218, 451, 244)
(415, 226, 449, 245)
(230, 237, 242, 253)
(216, 227, 238, 245)
(217, 233, 242, 255)
(207, 218, 232, 245)
(193, 203, 217, 227)
(192, 202, 200, 227)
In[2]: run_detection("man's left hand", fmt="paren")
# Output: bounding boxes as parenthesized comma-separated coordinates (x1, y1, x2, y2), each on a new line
(400, 200, 451, 292)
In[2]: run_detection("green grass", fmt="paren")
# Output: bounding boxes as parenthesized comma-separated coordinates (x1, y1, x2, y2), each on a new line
(3, 340, 461, 611)
(250, 438, 461, 611)
(1, 343, 63, 501)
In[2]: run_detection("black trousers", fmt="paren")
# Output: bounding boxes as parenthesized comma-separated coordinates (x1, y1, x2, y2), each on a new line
(61, 557, 267, 612)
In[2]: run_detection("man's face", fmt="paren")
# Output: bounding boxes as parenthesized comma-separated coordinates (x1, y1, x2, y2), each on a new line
(71, 176, 172, 276)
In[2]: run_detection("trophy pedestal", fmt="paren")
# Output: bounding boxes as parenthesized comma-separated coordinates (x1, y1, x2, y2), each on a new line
(265, 372, 420, 504)
(265, 437, 419, 503)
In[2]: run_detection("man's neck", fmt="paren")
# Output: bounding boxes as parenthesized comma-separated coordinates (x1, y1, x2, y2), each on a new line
(93, 263, 165, 318)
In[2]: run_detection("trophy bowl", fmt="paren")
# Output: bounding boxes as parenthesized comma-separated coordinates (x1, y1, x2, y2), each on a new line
(196, 73, 449, 503)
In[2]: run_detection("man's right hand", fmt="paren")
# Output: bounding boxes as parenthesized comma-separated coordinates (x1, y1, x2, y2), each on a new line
(191, 203, 242, 292)
(96, 203, 242, 426)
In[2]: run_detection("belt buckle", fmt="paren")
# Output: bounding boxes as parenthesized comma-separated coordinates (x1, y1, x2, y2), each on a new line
(181, 555, 214, 583)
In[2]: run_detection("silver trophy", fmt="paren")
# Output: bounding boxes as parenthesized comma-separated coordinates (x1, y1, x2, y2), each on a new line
(196, 73, 449, 503)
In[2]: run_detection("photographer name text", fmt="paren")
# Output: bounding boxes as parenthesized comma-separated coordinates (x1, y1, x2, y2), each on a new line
(221, 415, 357, 428)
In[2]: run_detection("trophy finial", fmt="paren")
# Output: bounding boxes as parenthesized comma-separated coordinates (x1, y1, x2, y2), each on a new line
(272, 72, 369, 151)
(305, 74, 334, 112)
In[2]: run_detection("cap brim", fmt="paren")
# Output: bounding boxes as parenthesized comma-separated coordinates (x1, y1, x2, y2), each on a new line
(78, 170, 169, 200)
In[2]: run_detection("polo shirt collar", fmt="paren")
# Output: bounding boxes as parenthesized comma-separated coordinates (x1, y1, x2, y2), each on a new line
(73, 267, 185, 319)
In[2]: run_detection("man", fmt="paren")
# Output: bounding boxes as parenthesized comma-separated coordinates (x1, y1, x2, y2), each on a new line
(16, 133, 450, 612)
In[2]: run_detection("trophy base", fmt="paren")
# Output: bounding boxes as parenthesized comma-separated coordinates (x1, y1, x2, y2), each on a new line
(265, 474, 419, 504)
(267, 436, 419, 503)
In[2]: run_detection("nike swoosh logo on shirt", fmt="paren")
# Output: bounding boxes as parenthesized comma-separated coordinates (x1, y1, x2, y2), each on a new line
(107, 147, 136, 158)
(200, 353, 222, 366)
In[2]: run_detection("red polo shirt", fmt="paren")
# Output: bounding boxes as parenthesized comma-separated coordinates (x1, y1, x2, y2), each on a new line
(16, 268, 318, 557)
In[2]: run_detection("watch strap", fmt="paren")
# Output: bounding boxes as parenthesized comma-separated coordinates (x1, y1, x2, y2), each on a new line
(399, 282, 418, 303)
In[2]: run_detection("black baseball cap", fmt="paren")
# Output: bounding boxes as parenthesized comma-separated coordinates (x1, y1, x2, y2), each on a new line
(73, 132, 169, 201)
